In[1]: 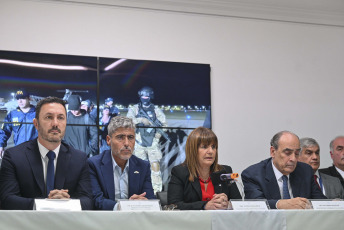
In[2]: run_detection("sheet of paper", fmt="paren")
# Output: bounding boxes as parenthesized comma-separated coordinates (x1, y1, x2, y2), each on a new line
(34, 199, 81, 211)
(230, 200, 269, 210)
(311, 200, 344, 210)
(118, 200, 161, 211)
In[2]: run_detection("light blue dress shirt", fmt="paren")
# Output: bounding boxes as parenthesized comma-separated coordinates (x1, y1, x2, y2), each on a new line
(112, 154, 129, 210)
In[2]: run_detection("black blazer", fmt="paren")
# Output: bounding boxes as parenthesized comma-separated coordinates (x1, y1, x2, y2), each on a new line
(0, 139, 93, 210)
(319, 165, 344, 189)
(167, 164, 242, 210)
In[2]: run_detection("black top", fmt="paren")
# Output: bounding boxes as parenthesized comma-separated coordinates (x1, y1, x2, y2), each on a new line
(167, 164, 242, 210)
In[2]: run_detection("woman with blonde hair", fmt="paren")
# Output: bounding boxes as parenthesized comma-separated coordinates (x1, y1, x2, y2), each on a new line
(168, 127, 241, 210)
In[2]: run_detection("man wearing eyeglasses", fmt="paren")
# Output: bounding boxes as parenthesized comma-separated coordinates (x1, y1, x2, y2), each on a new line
(88, 116, 155, 210)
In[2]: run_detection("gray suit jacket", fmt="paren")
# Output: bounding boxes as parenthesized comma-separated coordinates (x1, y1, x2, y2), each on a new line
(320, 172, 344, 199)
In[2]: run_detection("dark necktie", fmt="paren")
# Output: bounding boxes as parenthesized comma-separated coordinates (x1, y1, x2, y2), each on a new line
(282, 175, 291, 199)
(314, 175, 321, 189)
(46, 151, 56, 197)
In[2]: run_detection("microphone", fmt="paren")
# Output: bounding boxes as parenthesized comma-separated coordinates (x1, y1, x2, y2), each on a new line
(220, 173, 239, 181)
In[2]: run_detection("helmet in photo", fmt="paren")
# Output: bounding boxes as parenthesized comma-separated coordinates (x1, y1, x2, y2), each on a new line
(138, 86, 154, 99)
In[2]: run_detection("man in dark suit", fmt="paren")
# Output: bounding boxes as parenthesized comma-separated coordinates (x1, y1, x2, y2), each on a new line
(298, 137, 344, 199)
(0, 97, 93, 210)
(242, 131, 326, 209)
(319, 136, 344, 189)
(88, 116, 155, 210)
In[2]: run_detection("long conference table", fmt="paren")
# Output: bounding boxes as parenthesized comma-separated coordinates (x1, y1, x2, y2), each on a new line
(0, 210, 342, 230)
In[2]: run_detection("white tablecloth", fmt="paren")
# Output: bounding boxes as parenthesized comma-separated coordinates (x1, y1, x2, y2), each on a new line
(0, 209, 342, 230)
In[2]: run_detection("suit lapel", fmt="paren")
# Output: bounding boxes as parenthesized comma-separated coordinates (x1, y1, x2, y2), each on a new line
(330, 166, 344, 183)
(55, 143, 71, 189)
(128, 156, 140, 196)
(289, 169, 301, 197)
(25, 139, 45, 195)
(319, 173, 330, 195)
(211, 169, 226, 194)
(101, 151, 115, 200)
(266, 160, 281, 199)
(191, 178, 202, 200)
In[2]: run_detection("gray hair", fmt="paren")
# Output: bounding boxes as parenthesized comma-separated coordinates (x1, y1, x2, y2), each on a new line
(300, 137, 319, 154)
(330, 136, 344, 151)
(107, 116, 135, 136)
(270, 130, 299, 150)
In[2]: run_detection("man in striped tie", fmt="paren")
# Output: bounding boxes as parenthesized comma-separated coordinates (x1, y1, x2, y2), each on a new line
(242, 131, 326, 209)
(298, 137, 344, 199)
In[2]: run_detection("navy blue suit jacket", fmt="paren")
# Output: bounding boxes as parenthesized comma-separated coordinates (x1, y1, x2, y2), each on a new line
(0, 139, 93, 210)
(242, 158, 326, 209)
(88, 150, 155, 210)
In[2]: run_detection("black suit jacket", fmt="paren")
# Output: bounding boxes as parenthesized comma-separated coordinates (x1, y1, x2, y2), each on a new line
(242, 158, 326, 209)
(167, 164, 242, 210)
(0, 139, 93, 210)
(319, 165, 344, 189)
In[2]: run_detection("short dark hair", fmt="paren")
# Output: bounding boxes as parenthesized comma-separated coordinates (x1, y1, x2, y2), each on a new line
(35, 97, 67, 119)
(270, 130, 299, 150)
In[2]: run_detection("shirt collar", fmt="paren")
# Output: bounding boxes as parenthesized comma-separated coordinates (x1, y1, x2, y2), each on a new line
(314, 170, 320, 177)
(271, 159, 289, 181)
(111, 152, 130, 173)
(334, 166, 344, 178)
(37, 139, 60, 159)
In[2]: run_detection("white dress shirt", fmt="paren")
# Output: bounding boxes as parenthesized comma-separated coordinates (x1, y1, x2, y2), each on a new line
(335, 166, 344, 180)
(37, 140, 60, 184)
(315, 170, 326, 195)
(272, 160, 294, 199)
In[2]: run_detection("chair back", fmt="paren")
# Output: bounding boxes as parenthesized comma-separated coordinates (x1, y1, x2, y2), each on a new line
(156, 191, 168, 206)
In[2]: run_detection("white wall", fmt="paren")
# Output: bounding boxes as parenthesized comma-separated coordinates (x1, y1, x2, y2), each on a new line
(1, 0, 344, 174)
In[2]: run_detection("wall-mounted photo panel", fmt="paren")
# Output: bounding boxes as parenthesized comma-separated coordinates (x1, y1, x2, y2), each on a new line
(99, 57, 211, 190)
(0, 50, 211, 192)
(0, 50, 97, 153)
(98, 57, 211, 128)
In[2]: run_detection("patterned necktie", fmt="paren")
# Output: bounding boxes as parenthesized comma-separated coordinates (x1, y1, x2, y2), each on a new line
(282, 175, 291, 199)
(46, 151, 56, 197)
(314, 175, 321, 189)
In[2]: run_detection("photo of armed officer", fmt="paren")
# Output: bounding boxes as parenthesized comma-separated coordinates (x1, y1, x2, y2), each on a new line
(127, 86, 168, 194)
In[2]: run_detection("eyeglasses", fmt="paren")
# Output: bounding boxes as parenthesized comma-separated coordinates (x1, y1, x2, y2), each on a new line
(115, 134, 135, 142)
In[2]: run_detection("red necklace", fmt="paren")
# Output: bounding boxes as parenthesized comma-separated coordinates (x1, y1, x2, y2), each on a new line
(198, 176, 211, 184)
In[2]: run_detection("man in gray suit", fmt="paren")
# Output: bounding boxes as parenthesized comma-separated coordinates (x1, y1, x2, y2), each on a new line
(298, 137, 344, 199)
(319, 136, 344, 189)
